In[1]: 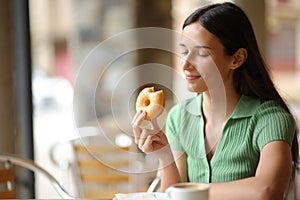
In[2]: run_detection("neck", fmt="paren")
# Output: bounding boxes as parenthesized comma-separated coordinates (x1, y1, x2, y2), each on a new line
(202, 82, 240, 124)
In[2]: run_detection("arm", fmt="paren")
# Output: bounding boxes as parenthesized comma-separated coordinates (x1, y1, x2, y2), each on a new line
(159, 150, 188, 191)
(132, 111, 188, 191)
(209, 141, 292, 200)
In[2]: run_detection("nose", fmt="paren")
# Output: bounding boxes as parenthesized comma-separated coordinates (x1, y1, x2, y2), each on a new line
(181, 56, 193, 71)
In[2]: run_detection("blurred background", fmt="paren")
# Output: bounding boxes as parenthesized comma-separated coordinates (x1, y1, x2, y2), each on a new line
(0, 0, 300, 199)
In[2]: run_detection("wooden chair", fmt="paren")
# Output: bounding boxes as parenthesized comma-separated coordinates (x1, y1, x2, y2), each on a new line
(72, 138, 133, 199)
(147, 171, 161, 193)
(0, 160, 16, 198)
(50, 126, 156, 199)
(0, 153, 75, 199)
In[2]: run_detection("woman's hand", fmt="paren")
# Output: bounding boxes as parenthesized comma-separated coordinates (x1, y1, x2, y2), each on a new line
(132, 110, 186, 191)
(132, 110, 169, 155)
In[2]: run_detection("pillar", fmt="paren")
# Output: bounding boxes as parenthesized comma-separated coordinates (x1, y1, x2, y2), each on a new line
(0, 0, 16, 153)
(134, 0, 174, 101)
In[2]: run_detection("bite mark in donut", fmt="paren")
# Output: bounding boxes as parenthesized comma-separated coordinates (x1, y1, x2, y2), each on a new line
(136, 87, 165, 121)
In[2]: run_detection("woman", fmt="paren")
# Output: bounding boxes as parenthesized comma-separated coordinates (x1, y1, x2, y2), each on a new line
(132, 2, 298, 200)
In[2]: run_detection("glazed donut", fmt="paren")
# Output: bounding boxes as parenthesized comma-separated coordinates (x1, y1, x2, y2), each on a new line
(136, 87, 165, 121)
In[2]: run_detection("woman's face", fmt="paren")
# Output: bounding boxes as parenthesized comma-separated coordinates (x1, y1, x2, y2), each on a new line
(179, 22, 234, 93)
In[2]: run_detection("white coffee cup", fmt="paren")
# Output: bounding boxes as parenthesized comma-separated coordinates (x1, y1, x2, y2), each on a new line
(166, 182, 209, 200)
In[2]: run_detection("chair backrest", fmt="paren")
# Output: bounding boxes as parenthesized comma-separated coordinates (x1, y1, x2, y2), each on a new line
(71, 133, 145, 199)
(73, 140, 126, 198)
(50, 126, 159, 199)
(50, 127, 155, 199)
(147, 171, 161, 193)
(0, 161, 16, 199)
(0, 153, 75, 199)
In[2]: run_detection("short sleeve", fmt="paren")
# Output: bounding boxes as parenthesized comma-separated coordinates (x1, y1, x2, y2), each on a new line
(166, 104, 184, 151)
(253, 101, 296, 151)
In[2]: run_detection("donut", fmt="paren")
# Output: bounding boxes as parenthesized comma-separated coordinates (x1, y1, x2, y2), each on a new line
(136, 87, 165, 121)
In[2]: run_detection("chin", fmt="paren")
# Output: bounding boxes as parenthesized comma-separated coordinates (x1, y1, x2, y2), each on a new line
(187, 84, 207, 93)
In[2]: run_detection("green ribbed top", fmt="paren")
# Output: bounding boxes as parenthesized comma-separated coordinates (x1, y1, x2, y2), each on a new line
(166, 94, 295, 183)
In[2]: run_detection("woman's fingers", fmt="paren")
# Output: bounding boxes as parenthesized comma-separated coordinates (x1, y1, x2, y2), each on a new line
(150, 118, 160, 131)
(139, 133, 166, 153)
(131, 110, 143, 124)
(132, 111, 167, 153)
(132, 110, 146, 144)
(138, 129, 157, 150)
(138, 129, 148, 149)
(132, 125, 141, 144)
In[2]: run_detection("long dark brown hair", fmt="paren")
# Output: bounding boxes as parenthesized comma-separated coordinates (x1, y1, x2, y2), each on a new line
(183, 2, 299, 172)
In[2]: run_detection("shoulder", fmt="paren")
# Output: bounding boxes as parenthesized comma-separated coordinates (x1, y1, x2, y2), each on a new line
(166, 94, 201, 131)
(253, 99, 295, 124)
(168, 94, 201, 119)
(235, 95, 294, 120)
(251, 99, 296, 150)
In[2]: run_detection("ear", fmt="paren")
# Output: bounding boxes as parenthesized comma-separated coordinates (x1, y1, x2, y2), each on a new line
(230, 48, 248, 70)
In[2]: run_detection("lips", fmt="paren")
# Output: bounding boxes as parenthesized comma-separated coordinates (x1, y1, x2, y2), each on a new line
(185, 74, 202, 80)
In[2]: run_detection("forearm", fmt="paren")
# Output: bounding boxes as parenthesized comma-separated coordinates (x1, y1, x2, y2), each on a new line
(210, 141, 292, 200)
(209, 177, 285, 200)
(158, 147, 182, 192)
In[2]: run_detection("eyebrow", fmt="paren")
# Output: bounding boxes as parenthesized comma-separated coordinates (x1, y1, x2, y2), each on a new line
(179, 43, 211, 49)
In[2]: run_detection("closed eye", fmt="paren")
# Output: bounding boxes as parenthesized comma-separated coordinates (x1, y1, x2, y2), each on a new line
(179, 43, 211, 57)
(179, 43, 189, 56)
(197, 50, 209, 57)
(180, 50, 189, 56)
(195, 46, 210, 57)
